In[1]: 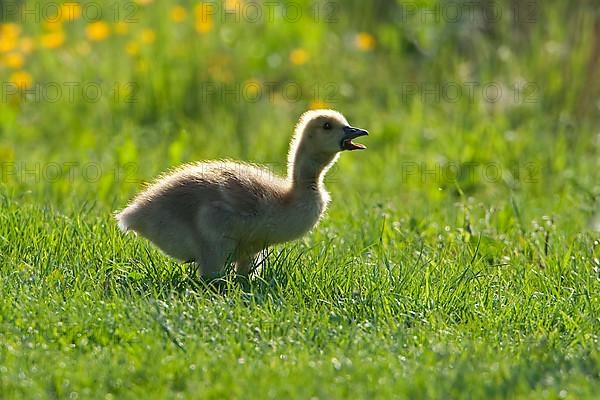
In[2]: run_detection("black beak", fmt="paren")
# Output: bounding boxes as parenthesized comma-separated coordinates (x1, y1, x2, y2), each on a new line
(341, 126, 369, 151)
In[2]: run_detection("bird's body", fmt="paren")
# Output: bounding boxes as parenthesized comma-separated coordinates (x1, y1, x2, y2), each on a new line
(118, 161, 325, 272)
(116, 110, 367, 278)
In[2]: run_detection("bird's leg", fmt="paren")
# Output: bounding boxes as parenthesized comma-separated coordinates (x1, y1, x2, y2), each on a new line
(197, 239, 235, 279)
(234, 254, 257, 277)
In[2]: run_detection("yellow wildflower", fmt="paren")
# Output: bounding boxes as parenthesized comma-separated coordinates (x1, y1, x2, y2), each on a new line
(141, 29, 156, 44)
(9, 71, 33, 88)
(114, 21, 129, 35)
(195, 4, 214, 33)
(0, 41, 16, 52)
(309, 100, 329, 110)
(225, 0, 243, 12)
(136, 0, 153, 5)
(1, 23, 21, 38)
(4, 53, 24, 69)
(43, 20, 63, 31)
(243, 79, 261, 99)
(19, 37, 34, 54)
(289, 48, 310, 65)
(354, 32, 376, 51)
(0, 23, 20, 52)
(60, 2, 82, 21)
(170, 5, 187, 22)
(0, 39, 17, 53)
(40, 31, 65, 49)
(195, 19, 213, 33)
(86, 21, 110, 41)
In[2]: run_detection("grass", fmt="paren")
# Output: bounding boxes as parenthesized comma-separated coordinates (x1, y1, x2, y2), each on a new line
(0, 0, 599, 398)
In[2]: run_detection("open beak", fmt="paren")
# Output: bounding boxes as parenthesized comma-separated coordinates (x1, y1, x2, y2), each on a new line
(341, 126, 369, 151)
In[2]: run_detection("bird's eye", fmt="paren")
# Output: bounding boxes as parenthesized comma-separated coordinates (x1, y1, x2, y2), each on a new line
(323, 122, 332, 130)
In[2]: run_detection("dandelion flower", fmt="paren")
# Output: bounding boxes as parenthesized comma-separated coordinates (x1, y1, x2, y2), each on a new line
(0, 39, 17, 53)
(114, 22, 129, 35)
(354, 32, 376, 52)
(40, 31, 65, 49)
(43, 20, 63, 31)
(0, 23, 20, 52)
(290, 48, 310, 65)
(195, 19, 214, 33)
(60, 2, 81, 22)
(9, 71, 33, 88)
(243, 79, 261, 99)
(0, 23, 21, 39)
(86, 21, 110, 41)
(0, 40, 16, 53)
(309, 100, 329, 110)
(195, 4, 214, 33)
(225, 0, 243, 12)
(170, 6, 187, 22)
(141, 29, 156, 44)
(4, 53, 25, 69)
(19, 37, 34, 54)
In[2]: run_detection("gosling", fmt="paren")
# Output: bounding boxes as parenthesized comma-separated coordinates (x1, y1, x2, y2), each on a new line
(116, 110, 368, 279)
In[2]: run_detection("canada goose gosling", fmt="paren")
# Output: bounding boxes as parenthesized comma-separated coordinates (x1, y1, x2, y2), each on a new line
(116, 110, 368, 278)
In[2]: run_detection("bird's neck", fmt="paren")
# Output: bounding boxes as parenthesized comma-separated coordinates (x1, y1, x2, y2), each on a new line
(288, 146, 336, 195)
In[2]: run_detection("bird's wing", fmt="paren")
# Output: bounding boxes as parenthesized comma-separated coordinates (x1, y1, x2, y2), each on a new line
(211, 171, 263, 218)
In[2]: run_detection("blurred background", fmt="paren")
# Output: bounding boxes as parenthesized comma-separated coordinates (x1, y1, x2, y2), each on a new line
(0, 0, 598, 231)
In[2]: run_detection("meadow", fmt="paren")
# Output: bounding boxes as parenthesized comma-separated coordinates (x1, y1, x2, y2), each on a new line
(0, 0, 599, 398)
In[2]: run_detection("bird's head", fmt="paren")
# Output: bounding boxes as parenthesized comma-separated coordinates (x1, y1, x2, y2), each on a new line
(292, 110, 369, 159)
